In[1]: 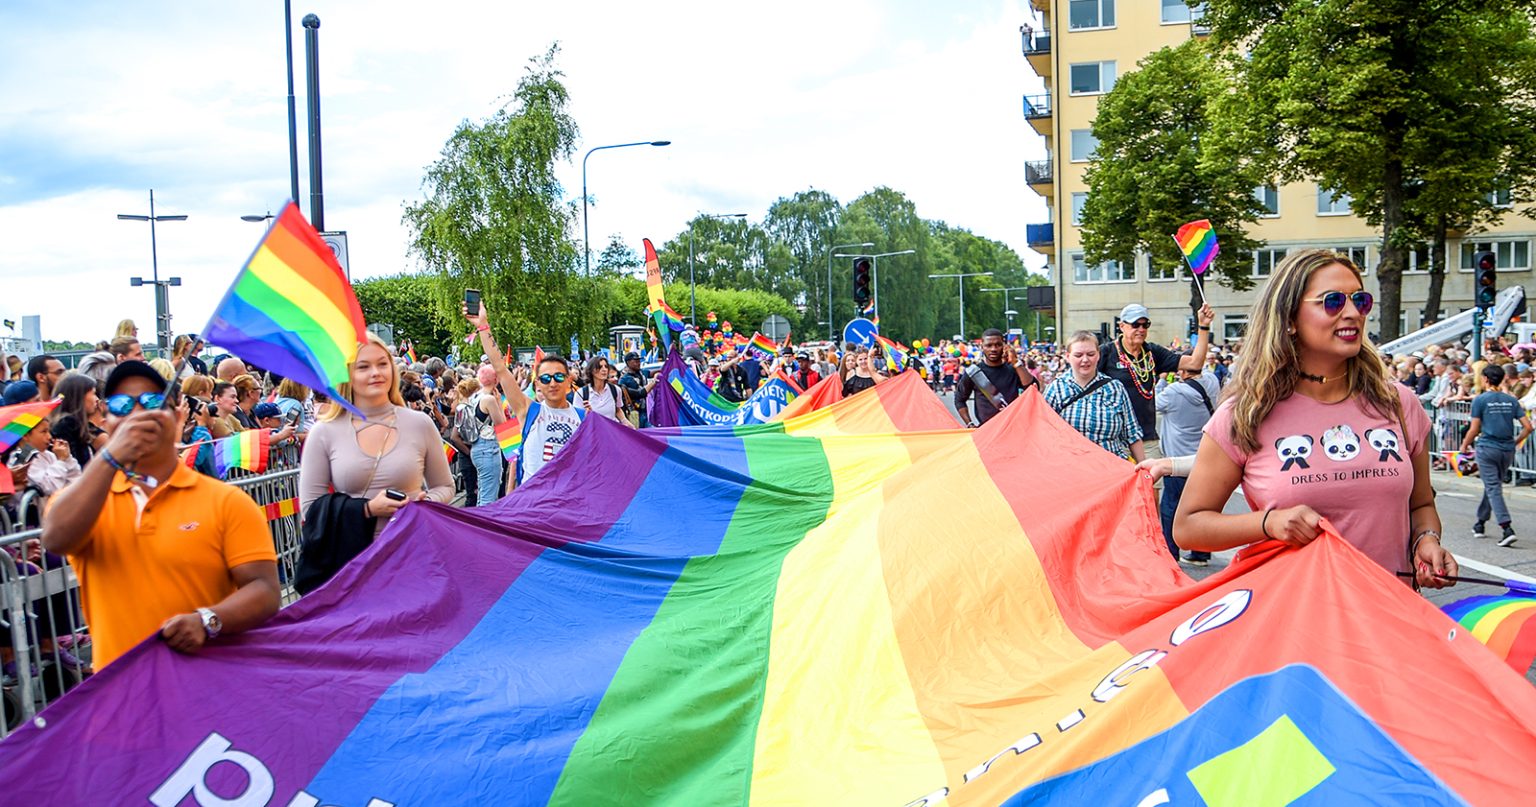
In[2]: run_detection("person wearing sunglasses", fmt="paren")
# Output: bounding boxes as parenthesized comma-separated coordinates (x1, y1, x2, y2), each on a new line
(1098, 300, 1215, 460)
(40, 360, 281, 669)
(465, 300, 585, 486)
(1172, 248, 1455, 590)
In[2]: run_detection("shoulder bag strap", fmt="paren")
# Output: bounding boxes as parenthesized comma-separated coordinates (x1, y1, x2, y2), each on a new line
(1183, 377, 1215, 414)
(1055, 377, 1112, 413)
(964, 364, 1010, 410)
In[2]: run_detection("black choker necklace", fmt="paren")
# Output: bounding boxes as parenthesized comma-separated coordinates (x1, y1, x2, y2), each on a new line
(1298, 370, 1331, 384)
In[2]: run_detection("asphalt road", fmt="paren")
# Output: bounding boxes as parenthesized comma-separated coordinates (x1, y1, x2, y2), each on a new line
(939, 386, 1536, 685)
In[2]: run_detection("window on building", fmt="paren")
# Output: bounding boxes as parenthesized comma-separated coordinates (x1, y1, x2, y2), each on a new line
(1459, 240, 1531, 271)
(1317, 187, 1352, 216)
(1161, 0, 1206, 23)
(1070, 129, 1099, 162)
(1071, 192, 1088, 226)
(1148, 254, 1181, 282)
(1069, 0, 1116, 29)
(1252, 248, 1285, 278)
(1254, 185, 1280, 217)
(1404, 244, 1433, 274)
(1223, 314, 1248, 342)
(1329, 244, 1369, 270)
(1489, 187, 1513, 208)
(1069, 61, 1116, 95)
(1072, 252, 1133, 283)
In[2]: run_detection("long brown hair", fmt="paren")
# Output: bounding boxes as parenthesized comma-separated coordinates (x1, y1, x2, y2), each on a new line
(320, 332, 403, 421)
(1224, 248, 1403, 454)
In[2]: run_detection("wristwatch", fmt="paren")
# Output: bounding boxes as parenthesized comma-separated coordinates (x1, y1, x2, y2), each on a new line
(197, 607, 222, 639)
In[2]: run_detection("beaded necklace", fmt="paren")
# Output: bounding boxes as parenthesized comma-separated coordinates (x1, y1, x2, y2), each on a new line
(1116, 336, 1156, 399)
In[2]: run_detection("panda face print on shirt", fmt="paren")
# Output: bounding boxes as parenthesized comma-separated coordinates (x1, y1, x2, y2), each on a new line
(1275, 435, 1314, 471)
(1274, 423, 1404, 485)
(1321, 424, 1361, 462)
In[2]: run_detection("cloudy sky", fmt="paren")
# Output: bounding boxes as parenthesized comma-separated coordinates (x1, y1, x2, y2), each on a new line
(0, 0, 1048, 345)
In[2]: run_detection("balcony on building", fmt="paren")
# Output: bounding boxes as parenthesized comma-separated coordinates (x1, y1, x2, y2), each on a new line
(1023, 92, 1052, 136)
(1030, 0, 1050, 13)
(1024, 159, 1053, 198)
(1026, 223, 1055, 255)
(1019, 23, 1052, 77)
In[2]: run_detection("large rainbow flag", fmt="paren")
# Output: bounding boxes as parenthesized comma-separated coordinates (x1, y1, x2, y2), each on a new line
(203, 201, 369, 417)
(3, 378, 1535, 804)
(0, 398, 60, 454)
(1443, 590, 1536, 673)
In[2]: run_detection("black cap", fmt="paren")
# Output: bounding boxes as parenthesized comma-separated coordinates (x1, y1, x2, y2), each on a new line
(104, 360, 169, 397)
(624, 351, 641, 362)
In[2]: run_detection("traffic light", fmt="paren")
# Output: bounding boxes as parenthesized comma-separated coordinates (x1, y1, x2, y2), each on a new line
(1474, 250, 1498, 309)
(852, 257, 873, 308)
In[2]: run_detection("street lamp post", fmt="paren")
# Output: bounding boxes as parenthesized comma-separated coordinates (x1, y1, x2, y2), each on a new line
(831, 249, 915, 321)
(283, 0, 300, 204)
(689, 212, 747, 325)
(827, 241, 874, 340)
(982, 285, 1031, 338)
(928, 271, 993, 342)
(581, 140, 671, 276)
(117, 189, 188, 351)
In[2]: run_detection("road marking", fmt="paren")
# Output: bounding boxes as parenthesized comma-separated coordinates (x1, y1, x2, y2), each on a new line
(1453, 554, 1536, 585)
(1438, 491, 1472, 498)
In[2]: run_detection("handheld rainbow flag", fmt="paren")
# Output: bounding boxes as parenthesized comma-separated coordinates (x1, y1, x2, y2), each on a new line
(443, 442, 458, 465)
(1443, 589, 1536, 673)
(212, 430, 270, 477)
(494, 416, 521, 463)
(1174, 219, 1217, 305)
(203, 201, 369, 417)
(533, 345, 546, 367)
(657, 301, 687, 333)
(642, 238, 681, 349)
(0, 399, 60, 454)
(405, 344, 419, 365)
(874, 334, 909, 373)
(748, 332, 778, 357)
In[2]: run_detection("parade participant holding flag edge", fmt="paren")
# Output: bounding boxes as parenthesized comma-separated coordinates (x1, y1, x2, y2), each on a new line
(955, 328, 1037, 428)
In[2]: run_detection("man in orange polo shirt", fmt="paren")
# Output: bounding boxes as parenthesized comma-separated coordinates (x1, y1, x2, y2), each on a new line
(42, 361, 280, 669)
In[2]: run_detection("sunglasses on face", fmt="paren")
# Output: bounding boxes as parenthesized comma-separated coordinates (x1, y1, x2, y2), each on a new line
(537, 372, 569, 384)
(106, 391, 166, 416)
(1310, 290, 1374, 316)
(1128, 320, 1151, 330)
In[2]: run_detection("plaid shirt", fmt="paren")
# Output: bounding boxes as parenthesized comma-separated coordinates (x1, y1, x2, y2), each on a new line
(1044, 372, 1144, 459)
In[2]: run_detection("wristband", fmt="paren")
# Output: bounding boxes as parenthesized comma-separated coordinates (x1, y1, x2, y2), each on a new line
(1198, 325, 1211, 332)
(1260, 507, 1274, 539)
(477, 324, 490, 333)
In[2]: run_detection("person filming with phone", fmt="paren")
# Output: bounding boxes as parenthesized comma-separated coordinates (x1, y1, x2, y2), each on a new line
(41, 360, 281, 669)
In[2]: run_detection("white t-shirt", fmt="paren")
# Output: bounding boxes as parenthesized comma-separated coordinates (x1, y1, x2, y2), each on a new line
(522, 404, 583, 479)
(579, 384, 622, 421)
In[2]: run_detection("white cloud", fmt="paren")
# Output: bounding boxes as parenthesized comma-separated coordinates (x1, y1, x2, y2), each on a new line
(0, 0, 1048, 344)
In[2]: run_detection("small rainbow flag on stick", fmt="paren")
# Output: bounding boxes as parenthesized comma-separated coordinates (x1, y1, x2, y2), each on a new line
(0, 399, 60, 454)
(212, 430, 270, 477)
(1173, 218, 1218, 304)
(1443, 587, 1536, 673)
(748, 332, 778, 357)
(203, 201, 369, 417)
(873, 335, 909, 374)
(405, 344, 419, 365)
(495, 416, 522, 463)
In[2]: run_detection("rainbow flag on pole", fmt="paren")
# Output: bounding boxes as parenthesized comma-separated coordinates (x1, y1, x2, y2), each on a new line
(642, 238, 683, 348)
(1174, 219, 1219, 275)
(747, 332, 778, 357)
(211, 429, 270, 477)
(4, 377, 1536, 804)
(494, 416, 521, 462)
(203, 201, 369, 417)
(0, 399, 59, 454)
(873, 334, 909, 373)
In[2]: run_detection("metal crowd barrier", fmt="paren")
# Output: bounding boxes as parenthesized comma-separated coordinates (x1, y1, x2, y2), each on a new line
(0, 446, 305, 738)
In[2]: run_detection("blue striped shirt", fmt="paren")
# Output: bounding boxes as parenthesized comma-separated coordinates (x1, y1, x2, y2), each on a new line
(1044, 372, 1144, 458)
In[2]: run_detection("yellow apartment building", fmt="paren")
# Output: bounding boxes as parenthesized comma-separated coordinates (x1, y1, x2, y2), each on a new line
(1021, 0, 1536, 346)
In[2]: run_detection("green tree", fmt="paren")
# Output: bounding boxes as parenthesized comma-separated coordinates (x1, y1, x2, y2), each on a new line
(353, 273, 457, 357)
(402, 45, 607, 349)
(596, 234, 640, 277)
(840, 187, 935, 344)
(763, 189, 844, 335)
(1080, 39, 1263, 314)
(1205, 0, 1536, 340)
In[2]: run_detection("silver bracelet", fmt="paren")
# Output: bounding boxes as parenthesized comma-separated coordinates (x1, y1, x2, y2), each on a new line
(1411, 529, 1441, 557)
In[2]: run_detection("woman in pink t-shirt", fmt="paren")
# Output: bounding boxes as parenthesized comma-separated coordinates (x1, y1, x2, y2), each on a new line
(1173, 249, 1456, 588)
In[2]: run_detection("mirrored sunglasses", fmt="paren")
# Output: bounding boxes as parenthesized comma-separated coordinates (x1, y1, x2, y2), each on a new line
(1312, 290, 1373, 316)
(106, 391, 166, 417)
(538, 372, 569, 384)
